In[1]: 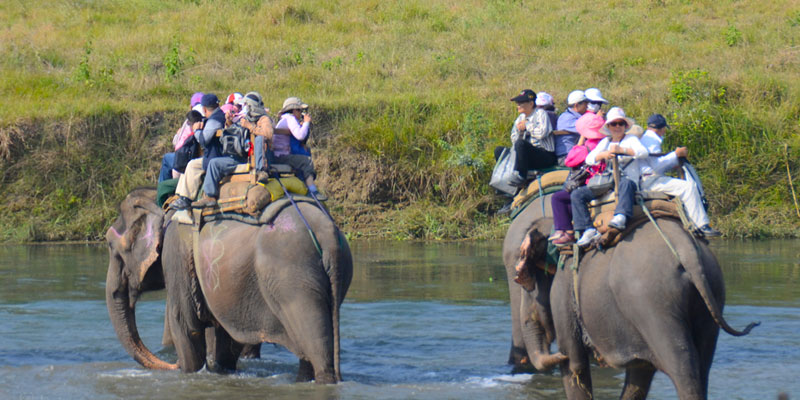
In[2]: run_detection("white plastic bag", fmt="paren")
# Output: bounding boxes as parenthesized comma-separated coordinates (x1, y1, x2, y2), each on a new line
(489, 147, 519, 196)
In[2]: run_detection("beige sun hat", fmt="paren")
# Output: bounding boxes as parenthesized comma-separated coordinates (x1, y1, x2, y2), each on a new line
(279, 97, 309, 114)
(601, 107, 636, 136)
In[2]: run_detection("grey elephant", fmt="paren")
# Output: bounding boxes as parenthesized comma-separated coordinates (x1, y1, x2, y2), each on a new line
(105, 187, 352, 383)
(503, 194, 757, 399)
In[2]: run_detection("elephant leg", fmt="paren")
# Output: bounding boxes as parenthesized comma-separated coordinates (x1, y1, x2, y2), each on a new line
(240, 343, 262, 359)
(645, 328, 705, 400)
(559, 356, 592, 400)
(205, 325, 243, 374)
(620, 364, 657, 400)
(161, 298, 174, 348)
(279, 294, 337, 384)
(297, 359, 315, 382)
(506, 270, 528, 369)
(166, 299, 206, 372)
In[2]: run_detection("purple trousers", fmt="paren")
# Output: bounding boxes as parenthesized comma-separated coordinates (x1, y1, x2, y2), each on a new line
(551, 190, 573, 231)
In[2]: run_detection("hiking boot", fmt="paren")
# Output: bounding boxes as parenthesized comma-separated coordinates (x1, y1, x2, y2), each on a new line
(608, 214, 627, 230)
(497, 201, 513, 215)
(698, 225, 722, 237)
(552, 232, 575, 247)
(576, 228, 600, 247)
(192, 196, 217, 209)
(169, 196, 192, 210)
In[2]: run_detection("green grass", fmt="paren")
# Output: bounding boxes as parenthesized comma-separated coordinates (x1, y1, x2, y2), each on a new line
(1, 0, 800, 240)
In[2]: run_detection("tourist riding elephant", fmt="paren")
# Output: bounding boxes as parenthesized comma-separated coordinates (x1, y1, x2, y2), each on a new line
(507, 197, 758, 399)
(105, 187, 353, 383)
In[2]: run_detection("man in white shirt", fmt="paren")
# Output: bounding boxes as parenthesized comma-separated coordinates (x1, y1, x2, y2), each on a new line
(640, 114, 721, 237)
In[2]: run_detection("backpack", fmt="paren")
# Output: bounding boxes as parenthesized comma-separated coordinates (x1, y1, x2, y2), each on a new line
(220, 124, 249, 159)
(173, 136, 198, 173)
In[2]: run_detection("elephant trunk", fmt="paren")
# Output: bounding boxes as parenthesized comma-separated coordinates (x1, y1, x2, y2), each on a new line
(106, 264, 178, 370)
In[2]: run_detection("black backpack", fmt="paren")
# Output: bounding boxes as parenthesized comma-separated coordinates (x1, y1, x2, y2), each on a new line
(220, 124, 249, 159)
(173, 136, 198, 173)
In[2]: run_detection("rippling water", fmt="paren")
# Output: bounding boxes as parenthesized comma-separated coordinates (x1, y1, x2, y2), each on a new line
(0, 240, 797, 399)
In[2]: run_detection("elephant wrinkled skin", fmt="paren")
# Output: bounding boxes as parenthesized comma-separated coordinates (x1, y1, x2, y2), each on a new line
(503, 194, 757, 399)
(105, 188, 353, 383)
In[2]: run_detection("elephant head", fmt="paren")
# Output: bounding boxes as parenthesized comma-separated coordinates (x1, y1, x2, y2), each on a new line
(513, 225, 567, 371)
(105, 187, 177, 370)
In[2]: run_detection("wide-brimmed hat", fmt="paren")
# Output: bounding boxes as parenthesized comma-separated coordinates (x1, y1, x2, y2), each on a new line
(585, 88, 608, 104)
(575, 112, 606, 140)
(626, 124, 644, 138)
(601, 107, 635, 136)
(279, 97, 309, 114)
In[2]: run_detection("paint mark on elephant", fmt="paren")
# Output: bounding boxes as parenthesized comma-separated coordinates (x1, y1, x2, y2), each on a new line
(201, 223, 228, 292)
(265, 213, 296, 233)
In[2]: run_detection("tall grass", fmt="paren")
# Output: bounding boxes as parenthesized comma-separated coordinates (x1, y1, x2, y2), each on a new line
(1, 0, 800, 240)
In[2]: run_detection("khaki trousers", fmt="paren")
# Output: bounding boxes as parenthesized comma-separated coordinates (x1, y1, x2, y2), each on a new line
(175, 158, 204, 199)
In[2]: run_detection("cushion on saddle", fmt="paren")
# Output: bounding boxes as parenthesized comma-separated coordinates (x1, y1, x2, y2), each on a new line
(511, 169, 571, 209)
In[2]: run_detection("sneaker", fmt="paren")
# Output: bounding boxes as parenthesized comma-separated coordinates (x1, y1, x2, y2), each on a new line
(191, 197, 217, 209)
(576, 229, 600, 247)
(169, 196, 191, 210)
(552, 232, 575, 247)
(310, 190, 327, 201)
(608, 214, 627, 230)
(698, 225, 722, 237)
(497, 201, 514, 215)
(548, 230, 565, 241)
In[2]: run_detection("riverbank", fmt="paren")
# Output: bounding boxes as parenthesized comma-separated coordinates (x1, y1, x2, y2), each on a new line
(2, 1, 799, 241)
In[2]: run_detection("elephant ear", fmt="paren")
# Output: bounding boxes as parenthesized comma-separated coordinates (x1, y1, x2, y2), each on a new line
(106, 188, 165, 296)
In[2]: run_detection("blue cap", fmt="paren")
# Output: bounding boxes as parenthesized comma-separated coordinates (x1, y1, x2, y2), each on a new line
(647, 114, 669, 129)
(200, 93, 219, 108)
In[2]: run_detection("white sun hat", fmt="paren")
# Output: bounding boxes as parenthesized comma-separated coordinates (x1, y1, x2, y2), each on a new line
(585, 88, 608, 104)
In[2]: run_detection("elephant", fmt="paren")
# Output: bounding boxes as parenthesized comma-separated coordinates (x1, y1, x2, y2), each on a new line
(503, 193, 758, 399)
(105, 187, 353, 383)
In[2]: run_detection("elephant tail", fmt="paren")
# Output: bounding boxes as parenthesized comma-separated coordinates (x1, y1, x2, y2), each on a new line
(325, 228, 351, 382)
(678, 232, 759, 337)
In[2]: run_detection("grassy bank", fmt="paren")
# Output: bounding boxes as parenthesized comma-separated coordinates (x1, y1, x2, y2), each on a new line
(1, 0, 799, 241)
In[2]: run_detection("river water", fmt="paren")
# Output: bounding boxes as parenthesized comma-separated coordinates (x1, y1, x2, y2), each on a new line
(0, 240, 797, 399)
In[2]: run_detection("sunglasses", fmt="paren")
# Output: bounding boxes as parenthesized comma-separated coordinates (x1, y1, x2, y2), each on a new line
(608, 121, 628, 127)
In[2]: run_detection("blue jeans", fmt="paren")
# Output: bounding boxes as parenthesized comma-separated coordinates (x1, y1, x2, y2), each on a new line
(570, 177, 636, 231)
(159, 152, 175, 183)
(202, 156, 243, 198)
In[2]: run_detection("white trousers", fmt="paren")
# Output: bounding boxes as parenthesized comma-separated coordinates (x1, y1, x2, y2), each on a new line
(175, 158, 204, 199)
(642, 175, 709, 228)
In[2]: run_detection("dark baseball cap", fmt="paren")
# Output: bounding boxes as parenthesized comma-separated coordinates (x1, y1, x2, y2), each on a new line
(510, 89, 536, 103)
(200, 93, 220, 108)
(647, 114, 669, 129)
